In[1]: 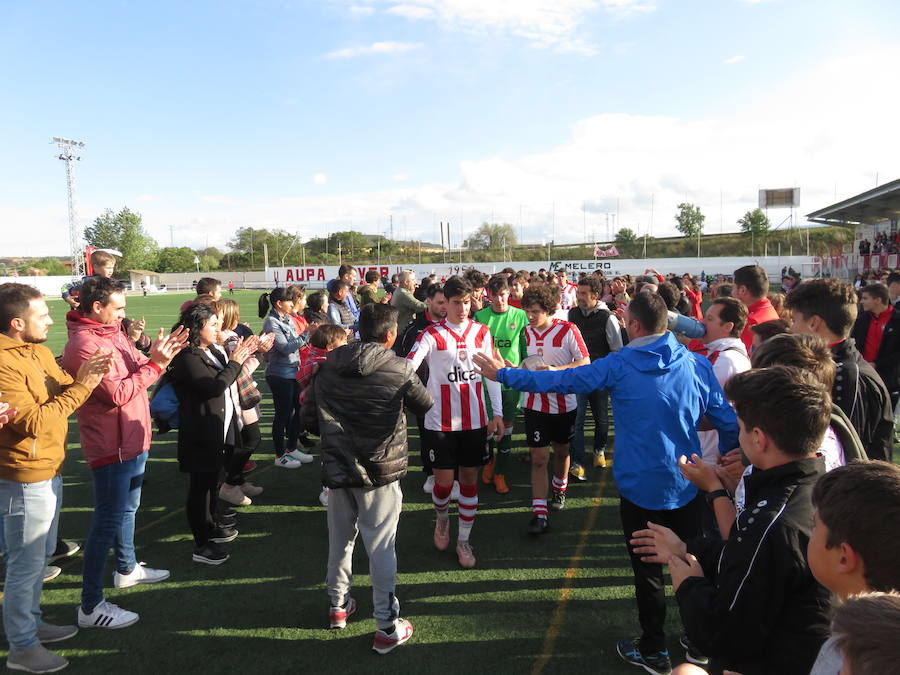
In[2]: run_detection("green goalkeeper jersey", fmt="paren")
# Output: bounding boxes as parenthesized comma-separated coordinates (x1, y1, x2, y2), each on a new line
(475, 305, 528, 366)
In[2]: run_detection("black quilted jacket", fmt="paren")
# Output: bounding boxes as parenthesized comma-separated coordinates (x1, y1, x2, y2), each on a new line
(301, 341, 433, 488)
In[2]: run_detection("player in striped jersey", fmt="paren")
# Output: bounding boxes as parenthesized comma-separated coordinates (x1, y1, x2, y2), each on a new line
(407, 276, 505, 568)
(520, 285, 589, 535)
(474, 275, 527, 494)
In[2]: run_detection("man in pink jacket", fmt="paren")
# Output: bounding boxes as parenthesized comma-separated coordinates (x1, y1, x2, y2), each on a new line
(62, 277, 186, 630)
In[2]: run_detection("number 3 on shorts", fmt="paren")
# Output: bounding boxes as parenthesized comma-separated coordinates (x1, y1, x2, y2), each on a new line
(533, 430, 541, 444)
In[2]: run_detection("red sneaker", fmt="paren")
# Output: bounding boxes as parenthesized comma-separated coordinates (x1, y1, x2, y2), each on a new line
(242, 461, 257, 474)
(372, 618, 414, 654)
(329, 597, 357, 629)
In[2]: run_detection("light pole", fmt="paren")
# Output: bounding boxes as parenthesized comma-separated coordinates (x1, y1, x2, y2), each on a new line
(193, 255, 200, 273)
(52, 137, 86, 278)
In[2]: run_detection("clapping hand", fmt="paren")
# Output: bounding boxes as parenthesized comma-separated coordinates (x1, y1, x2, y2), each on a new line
(128, 316, 146, 341)
(256, 333, 275, 353)
(629, 522, 687, 564)
(75, 349, 114, 389)
(149, 326, 189, 368)
(231, 336, 258, 364)
(679, 454, 724, 493)
(0, 399, 17, 429)
(668, 553, 704, 592)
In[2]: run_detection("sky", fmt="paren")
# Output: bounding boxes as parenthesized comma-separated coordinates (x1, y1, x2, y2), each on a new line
(2, 0, 899, 257)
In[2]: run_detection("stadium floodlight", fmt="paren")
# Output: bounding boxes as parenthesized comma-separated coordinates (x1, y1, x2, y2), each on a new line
(52, 136, 87, 278)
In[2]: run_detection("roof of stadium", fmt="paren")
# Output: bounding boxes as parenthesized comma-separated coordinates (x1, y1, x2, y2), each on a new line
(807, 177, 900, 226)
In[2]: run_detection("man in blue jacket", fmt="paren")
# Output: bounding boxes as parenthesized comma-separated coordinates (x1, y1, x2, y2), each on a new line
(475, 292, 739, 675)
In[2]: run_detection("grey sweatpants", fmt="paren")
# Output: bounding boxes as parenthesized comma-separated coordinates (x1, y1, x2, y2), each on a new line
(326, 481, 402, 630)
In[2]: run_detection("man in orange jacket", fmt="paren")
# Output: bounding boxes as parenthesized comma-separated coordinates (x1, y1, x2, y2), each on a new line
(0, 283, 110, 673)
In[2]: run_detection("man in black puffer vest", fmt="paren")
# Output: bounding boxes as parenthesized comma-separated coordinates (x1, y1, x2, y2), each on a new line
(301, 303, 432, 653)
(567, 276, 625, 476)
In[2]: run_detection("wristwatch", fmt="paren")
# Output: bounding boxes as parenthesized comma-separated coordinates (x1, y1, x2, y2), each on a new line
(705, 489, 731, 506)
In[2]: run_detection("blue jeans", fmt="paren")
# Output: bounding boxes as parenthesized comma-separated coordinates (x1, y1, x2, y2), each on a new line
(266, 376, 301, 457)
(0, 476, 62, 650)
(81, 452, 147, 613)
(570, 390, 609, 465)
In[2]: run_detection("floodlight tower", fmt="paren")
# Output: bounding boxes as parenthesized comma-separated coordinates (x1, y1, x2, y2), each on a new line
(53, 136, 86, 278)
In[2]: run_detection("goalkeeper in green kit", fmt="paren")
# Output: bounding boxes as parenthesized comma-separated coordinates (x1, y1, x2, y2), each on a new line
(475, 274, 527, 493)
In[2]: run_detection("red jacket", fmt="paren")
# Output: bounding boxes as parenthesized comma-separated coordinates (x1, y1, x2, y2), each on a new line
(61, 312, 162, 468)
(684, 288, 703, 320)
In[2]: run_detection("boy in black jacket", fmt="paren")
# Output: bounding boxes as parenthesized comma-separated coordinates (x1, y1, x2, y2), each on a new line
(301, 304, 432, 655)
(631, 366, 832, 675)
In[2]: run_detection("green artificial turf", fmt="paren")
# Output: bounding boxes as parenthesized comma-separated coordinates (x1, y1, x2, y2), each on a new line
(10, 292, 694, 674)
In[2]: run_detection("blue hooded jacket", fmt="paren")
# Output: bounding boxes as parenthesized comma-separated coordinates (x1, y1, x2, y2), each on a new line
(499, 332, 739, 510)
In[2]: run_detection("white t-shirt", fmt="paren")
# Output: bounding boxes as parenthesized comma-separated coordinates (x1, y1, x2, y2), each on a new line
(407, 318, 502, 432)
(697, 337, 751, 465)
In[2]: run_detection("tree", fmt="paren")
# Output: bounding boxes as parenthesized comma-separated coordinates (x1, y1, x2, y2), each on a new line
(156, 247, 197, 273)
(615, 228, 638, 245)
(30, 257, 69, 275)
(737, 208, 771, 239)
(463, 223, 517, 250)
(328, 231, 370, 258)
(198, 255, 220, 272)
(84, 207, 158, 273)
(675, 203, 705, 239)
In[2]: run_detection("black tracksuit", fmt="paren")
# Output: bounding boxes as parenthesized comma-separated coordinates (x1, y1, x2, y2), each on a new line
(676, 456, 831, 675)
(830, 338, 893, 462)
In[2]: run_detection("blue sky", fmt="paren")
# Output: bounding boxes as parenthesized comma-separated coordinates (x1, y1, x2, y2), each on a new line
(2, 0, 899, 256)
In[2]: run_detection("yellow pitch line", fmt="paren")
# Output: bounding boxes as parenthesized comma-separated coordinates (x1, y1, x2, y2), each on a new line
(531, 471, 609, 675)
(54, 462, 276, 573)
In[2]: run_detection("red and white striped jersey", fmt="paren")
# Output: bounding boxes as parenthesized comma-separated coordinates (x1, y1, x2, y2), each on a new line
(523, 319, 589, 414)
(559, 282, 578, 310)
(407, 319, 503, 432)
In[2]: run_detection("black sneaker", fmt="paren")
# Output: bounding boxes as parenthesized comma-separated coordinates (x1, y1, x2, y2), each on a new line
(221, 507, 237, 518)
(679, 634, 708, 666)
(527, 515, 549, 536)
(216, 513, 237, 529)
(616, 637, 672, 675)
(209, 527, 238, 544)
(192, 542, 230, 565)
(297, 433, 317, 449)
(48, 540, 80, 564)
(550, 490, 566, 511)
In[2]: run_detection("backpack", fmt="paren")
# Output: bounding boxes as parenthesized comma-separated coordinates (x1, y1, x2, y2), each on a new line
(149, 374, 179, 433)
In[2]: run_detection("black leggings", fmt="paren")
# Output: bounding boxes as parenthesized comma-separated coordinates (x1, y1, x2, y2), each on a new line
(186, 471, 220, 546)
(266, 376, 301, 457)
(224, 422, 261, 486)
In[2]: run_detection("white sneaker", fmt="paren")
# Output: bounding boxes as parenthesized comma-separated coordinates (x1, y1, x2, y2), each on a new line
(319, 487, 330, 507)
(274, 454, 303, 469)
(422, 475, 435, 494)
(286, 449, 314, 464)
(113, 562, 170, 589)
(450, 480, 460, 502)
(77, 600, 139, 629)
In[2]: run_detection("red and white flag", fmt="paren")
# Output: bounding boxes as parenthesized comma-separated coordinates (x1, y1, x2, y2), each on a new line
(593, 245, 619, 258)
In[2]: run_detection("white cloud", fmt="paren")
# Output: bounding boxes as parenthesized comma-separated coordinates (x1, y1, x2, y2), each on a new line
(325, 41, 424, 59)
(7, 46, 900, 256)
(313, 173, 329, 185)
(348, 5, 375, 16)
(393, 172, 410, 181)
(343, 0, 654, 53)
(385, 4, 435, 19)
(723, 55, 745, 64)
(199, 194, 241, 205)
